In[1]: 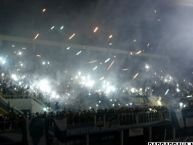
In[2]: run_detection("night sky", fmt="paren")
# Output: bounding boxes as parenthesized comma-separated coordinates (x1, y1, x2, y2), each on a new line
(0, 0, 193, 77)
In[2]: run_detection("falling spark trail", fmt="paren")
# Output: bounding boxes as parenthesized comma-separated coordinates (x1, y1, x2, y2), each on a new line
(60, 26, 64, 30)
(136, 50, 142, 55)
(42, 8, 46, 13)
(109, 35, 113, 39)
(122, 68, 128, 71)
(99, 76, 104, 81)
(92, 66, 98, 71)
(66, 47, 71, 50)
(104, 58, 111, 63)
(88, 60, 97, 64)
(69, 33, 75, 40)
(33, 33, 39, 40)
(133, 73, 139, 80)
(93, 27, 99, 33)
(164, 89, 170, 95)
(50, 26, 55, 30)
(76, 51, 82, 55)
(107, 60, 114, 70)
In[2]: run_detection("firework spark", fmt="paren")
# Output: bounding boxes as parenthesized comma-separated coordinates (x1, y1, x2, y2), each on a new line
(108, 34, 113, 39)
(88, 60, 97, 64)
(107, 60, 114, 70)
(104, 58, 111, 63)
(93, 27, 99, 33)
(133, 73, 139, 80)
(69, 33, 76, 40)
(33, 33, 39, 40)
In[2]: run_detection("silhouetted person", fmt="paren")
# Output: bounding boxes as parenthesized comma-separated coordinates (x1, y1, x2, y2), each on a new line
(29, 113, 44, 145)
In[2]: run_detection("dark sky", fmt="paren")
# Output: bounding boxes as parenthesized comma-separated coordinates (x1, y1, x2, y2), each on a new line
(0, 0, 193, 74)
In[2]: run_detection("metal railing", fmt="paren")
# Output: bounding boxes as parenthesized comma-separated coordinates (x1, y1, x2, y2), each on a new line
(65, 110, 170, 129)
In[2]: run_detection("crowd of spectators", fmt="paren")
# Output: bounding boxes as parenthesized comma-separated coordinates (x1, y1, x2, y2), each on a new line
(0, 70, 46, 105)
(0, 105, 169, 133)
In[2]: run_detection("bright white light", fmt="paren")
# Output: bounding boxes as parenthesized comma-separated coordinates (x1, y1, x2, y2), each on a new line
(50, 91, 59, 99)
(104, 58, 111, 63)
(34, 33, 39, 40)
(187, 95, 192, 98)
(108, 42, 112, 46)
(1, 73, 5, 77)
(164, 75, 173, 83)
(93, 27, 99, 33)
(109, 34, 113, 39)
(66, 46, 71, 50)
(42, 61, 46, 65)
(85, 79, 95, 88)
(18, 82, 22, 86)
(107, 60, 114, 70)
(136, 50, 142, 55)
(36, 54, 41, 57)
(105, 85, 116, 94)
(37, 79, 51, 93)
(122, 68, 128, 71)
(92, 66, 98, 71)
(176, 88, 181, 93)
(179, 102, 184, 108)
(42, 8, 46, 13)
(78, 73, 95, 89)
(60, 26, 64, 30)
(11, 74, 19, 81)
(76, 51, 82, 55)
(102, 81, 116, 95)
(130, 88, 137, 93)
(78, 71, 81, 76)
(88, 60, 97, 63)
(145, 64, 150, 70)
(17, 51, 23, 56)
(0, 57, 6, 65)
(43, 107, 48, 112)
(50, 26, 55, 30)
(164, 89, 170, 95)
(69, 33, 76, 40)
(157, 97, 162, 106)
(133, 73, 139, 80)
(99, 76, 104, 81)
(21, 75, 26, 79)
